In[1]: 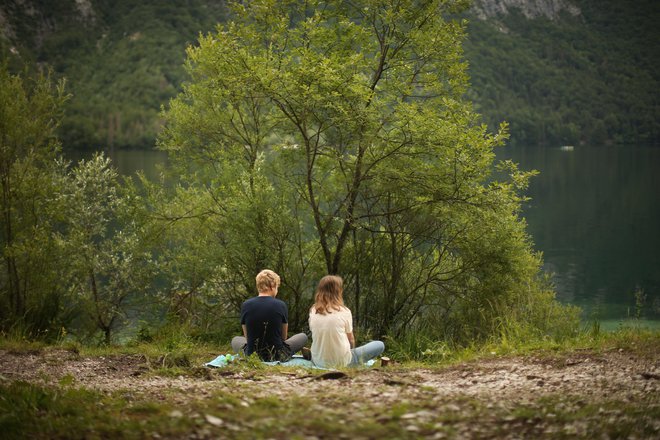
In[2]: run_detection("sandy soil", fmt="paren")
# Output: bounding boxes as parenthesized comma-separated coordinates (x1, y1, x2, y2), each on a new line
(1, 347, 658, 401)
(1, 347, 658, 438)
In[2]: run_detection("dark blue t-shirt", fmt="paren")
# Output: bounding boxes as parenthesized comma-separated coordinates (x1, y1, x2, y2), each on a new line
(240, 296, 289, 361)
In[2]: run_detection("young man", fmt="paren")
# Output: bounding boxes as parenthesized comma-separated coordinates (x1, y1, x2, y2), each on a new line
(231, 269, 307, 361)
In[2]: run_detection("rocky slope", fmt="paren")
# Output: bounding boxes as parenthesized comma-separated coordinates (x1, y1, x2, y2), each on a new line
(471, 0, 580, 20)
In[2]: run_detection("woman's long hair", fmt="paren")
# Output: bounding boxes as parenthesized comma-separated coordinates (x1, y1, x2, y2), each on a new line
(312, 275, 345, 315)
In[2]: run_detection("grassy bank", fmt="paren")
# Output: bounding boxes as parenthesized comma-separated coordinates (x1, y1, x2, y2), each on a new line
(3, 323, 658, 369)
(1, 328, 658, 439)
(2, 380, 656, 439)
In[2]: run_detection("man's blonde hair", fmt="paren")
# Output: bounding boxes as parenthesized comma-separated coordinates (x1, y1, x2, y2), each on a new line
(255, 269, 280, 293)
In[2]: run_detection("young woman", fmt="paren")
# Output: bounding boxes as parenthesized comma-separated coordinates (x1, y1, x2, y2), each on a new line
(308, 275, 384, 368)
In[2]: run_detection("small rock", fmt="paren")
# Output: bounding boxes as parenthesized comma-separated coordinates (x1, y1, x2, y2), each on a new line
(205, 414, 224, 426)
(169, 410, 183, 418)
(640, 372, 660, 380)
(401, 410, 434, 420)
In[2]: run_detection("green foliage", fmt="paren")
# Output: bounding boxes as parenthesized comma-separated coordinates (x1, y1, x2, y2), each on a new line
(464, 0, 660, 146)
(0, 382, 98, 437)
(158, 0, 578, 343)
(3, 0, 656, 149)
(59, 3, 187, 149)
(385, 332, 453, 362)
(0, 63, 71, 338)
(1, 0, 228, 149)
(58, 154, 156, 344)
(0, 1, 587, 347)
(0, 65, 157, 342)
(386, 321, 659, 365)
(0, 381, 193, 439)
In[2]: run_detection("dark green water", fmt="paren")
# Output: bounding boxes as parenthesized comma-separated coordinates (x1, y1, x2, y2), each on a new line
(67, 148, 169, 181)
(500, 145, 660, 328)
(75, 145, 660, 327)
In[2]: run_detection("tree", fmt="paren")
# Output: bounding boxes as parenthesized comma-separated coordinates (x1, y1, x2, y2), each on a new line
(0, 63, 70, 336)
(160, 0, 576, 341)
(61, 154, 155, 344)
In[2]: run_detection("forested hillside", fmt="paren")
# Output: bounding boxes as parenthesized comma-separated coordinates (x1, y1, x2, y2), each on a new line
(0, 0, 228, 149)
(465, 0, 659, 147)
(1, 0, 657, 148)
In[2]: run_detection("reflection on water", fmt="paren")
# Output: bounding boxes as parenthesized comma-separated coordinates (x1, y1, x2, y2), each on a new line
(67, 145, 660, 324)
(107, 149, 169, 181)
(501, 145, 660, 323)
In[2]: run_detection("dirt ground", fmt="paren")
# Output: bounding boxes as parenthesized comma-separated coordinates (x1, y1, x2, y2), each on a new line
(1, 347, 659, 438)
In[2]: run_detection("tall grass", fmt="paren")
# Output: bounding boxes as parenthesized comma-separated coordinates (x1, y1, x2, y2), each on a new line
(386, 322, 660, 367)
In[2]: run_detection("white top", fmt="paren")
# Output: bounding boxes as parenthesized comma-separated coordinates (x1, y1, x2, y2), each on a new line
(309, 306, 353, 368)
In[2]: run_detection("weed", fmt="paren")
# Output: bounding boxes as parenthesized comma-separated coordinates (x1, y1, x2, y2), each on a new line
(58, 374, 76, 387)
(385, 332, 452, 362)
(0, 331, 46, 353)
(634, 287, 647, 320)
(0, 382, 198, 438)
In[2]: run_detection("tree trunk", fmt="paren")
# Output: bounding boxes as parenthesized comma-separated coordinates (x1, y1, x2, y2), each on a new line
(2, 174, 24, 320)
(103, 326, 112, 345)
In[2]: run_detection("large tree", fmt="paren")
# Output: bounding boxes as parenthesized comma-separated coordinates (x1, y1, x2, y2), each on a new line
(160, 0, 575, 340)
(0, 64, 70, 335)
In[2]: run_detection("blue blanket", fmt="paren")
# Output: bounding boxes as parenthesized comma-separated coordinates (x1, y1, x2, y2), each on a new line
(205, 354, 374, 369)
(262, 356, 322, 368)
(205, 353, 319, 368)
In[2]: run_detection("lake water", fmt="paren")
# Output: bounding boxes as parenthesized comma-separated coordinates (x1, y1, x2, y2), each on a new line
(500, 145, 660, 329)
(79, 145, 660, 328)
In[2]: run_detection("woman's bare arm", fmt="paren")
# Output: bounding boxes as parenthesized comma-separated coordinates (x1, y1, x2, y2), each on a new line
(346, 332, 355, 348)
